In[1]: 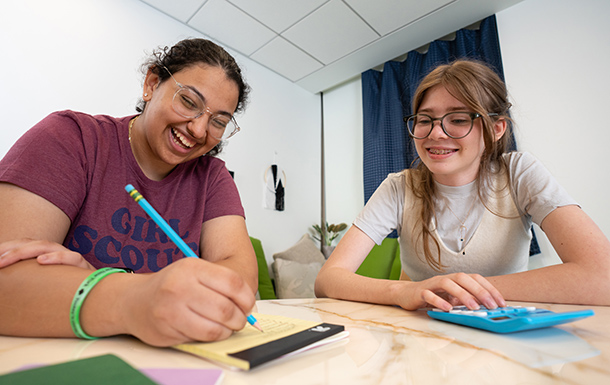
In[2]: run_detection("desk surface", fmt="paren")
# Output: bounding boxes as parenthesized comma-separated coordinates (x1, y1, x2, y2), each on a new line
(1, 299, 608, 384)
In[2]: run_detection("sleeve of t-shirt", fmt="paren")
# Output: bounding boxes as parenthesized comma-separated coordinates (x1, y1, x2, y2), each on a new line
(0, 111, 88, 220)
(506, 151, 578, 227)
(353, 172, 405, 245)
(201, 158, 245, 222)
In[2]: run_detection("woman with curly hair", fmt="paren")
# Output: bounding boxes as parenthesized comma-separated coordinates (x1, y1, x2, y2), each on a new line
(0, 38, 258, 346)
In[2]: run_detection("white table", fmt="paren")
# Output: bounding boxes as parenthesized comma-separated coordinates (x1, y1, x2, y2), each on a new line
(1, 298, 608, 384)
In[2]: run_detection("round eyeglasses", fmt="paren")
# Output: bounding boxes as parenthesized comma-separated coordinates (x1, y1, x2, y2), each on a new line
(404, 112, 496, 139)
(163, 66, 240, 141)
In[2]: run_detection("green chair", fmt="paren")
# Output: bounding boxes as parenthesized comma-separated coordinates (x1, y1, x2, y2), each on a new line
(356, 238, 402, 280)
(250, 237, 277, 299)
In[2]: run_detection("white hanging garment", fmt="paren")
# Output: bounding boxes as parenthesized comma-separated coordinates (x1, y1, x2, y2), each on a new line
(263, 164, 286, 211)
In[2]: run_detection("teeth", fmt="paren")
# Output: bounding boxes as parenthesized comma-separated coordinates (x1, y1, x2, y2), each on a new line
(171, 128, 194, 149)
(429, 148, 454, 155)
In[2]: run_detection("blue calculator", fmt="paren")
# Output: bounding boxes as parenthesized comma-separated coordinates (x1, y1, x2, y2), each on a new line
(428, 305, 594, 333)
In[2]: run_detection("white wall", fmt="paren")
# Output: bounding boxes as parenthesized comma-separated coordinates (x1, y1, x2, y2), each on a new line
(0, 0, 321, 266)
(323, 79, 364, 229)
(496, 0, 610, 267)
(324, 0, 610, 269)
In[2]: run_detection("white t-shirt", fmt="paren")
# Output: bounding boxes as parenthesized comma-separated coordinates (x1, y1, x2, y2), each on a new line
(354, 152, 578, 279)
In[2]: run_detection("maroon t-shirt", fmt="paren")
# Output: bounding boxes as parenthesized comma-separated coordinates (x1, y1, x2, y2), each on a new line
(0, 110, 244, 272)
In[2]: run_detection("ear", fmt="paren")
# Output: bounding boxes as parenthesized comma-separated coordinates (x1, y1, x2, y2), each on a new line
(492, 117, 507, 142)
(142, 68, 161, 101)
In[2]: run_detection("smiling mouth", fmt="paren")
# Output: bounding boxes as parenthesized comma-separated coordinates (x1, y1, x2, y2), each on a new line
(428, 148, 456, 155)
(171, 127, 195, 149)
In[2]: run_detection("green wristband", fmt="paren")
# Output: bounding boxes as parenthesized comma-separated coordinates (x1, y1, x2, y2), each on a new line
(70, 267, 127, 340)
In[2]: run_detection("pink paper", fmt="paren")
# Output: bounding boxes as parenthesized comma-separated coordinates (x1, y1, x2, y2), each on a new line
(141, 368, 224, 385)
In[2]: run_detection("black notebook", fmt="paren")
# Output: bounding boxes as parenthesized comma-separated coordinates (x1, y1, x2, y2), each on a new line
(174, 313, 346, 370)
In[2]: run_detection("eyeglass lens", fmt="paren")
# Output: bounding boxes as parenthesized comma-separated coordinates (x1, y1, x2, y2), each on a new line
(406, 112, 474, 139)
(172, 87, 238, 140)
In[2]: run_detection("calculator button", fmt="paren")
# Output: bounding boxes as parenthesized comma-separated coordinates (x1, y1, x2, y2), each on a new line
(472, 311, 488, 317)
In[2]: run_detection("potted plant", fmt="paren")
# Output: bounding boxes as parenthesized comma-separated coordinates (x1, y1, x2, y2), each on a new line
(311, 222, 348, 259)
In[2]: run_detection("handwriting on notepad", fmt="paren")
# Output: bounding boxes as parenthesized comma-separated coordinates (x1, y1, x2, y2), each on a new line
(257, 318, 298, 335)
(174, 313, 322, 358)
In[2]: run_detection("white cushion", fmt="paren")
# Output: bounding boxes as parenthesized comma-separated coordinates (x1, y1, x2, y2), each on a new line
(273, 259, 323, 299)
(272, 234, 325, 264)
(272, 234, 325, 299)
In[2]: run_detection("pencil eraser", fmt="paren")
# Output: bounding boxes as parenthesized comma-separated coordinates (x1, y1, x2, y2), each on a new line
(125, 184, 134, 192)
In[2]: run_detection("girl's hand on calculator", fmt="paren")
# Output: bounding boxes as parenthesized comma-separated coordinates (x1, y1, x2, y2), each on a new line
(398, 272, 506, 312)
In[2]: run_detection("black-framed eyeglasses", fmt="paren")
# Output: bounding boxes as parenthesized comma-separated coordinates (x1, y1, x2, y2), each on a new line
(404, 112, 497, 139)
(162, 66, 240, 141)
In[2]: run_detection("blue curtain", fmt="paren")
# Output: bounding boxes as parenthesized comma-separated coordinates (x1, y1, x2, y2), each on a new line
(361, 15, 540, 255)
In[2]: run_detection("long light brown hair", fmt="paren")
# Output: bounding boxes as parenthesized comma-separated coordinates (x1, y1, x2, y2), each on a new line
(407, 59, 513, 271)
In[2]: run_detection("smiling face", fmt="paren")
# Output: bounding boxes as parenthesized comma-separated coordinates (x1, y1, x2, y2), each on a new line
(414, 85, 486, 186)
(132, 64, 239, 180)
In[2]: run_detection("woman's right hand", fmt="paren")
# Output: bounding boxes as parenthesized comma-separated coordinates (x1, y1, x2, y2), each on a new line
(395, 272, 506, 312)
(115, 257, 256, 347)
(0, 239, 94, 270)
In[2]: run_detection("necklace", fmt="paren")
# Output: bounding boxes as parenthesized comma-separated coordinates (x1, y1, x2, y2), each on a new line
(445, 196, 478, 243)
(128, 115, 139, 143)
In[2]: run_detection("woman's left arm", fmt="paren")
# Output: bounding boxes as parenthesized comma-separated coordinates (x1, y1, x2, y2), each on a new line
(198, 215, 258, 294)
(489, 205, 610, 305)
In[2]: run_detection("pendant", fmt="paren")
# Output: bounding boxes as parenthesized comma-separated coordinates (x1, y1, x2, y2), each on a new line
(459, 224, 467, 243)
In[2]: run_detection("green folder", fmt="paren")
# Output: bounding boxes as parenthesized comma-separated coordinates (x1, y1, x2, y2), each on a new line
(0, 354, 158, 384)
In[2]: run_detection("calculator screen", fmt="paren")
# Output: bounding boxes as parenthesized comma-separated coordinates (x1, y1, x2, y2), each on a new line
(490, 316, 511, 321)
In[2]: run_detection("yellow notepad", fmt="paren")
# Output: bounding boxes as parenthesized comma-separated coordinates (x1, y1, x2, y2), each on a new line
(173, 313, 344, 370)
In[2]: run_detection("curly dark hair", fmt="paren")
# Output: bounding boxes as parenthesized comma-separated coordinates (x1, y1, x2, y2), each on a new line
(136, 38, 251, 155)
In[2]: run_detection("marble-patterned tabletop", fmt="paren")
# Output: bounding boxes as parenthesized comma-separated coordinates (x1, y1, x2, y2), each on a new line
(1, 298, 607, 384)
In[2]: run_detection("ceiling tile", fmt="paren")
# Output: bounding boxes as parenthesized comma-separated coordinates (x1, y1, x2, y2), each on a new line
(345, 0, 455, 36)
(188, 0, 276, 55)
(140, 0, 205, 23)
(250, 37, 323, 82)
(283, 0, 378, 65)
(228, 0, 328, 33)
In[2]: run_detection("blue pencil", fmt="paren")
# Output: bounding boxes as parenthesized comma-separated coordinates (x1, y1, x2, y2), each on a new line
(124, 184, 262, 332)
(247, 314, 263, 332)
(125, 184, 197, 258)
